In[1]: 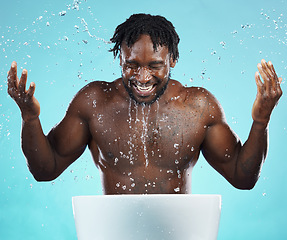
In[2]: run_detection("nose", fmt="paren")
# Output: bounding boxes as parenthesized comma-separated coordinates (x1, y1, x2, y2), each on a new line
(135, 67, 153, 84)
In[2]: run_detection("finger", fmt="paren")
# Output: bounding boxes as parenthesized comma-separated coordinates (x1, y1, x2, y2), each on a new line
(7, 62, 19, 98)
(9, 61, 19, 89)
(27, 82, 36, 98)
(261, 59, 273, 77)
(266, 61, 277, 92)
(268, 61, 276, 75)
(7, 70, 15, 92)
(261, 59, 273, 81)
(257, 61, 271, 93)
(19, 69, 28, 94)
(267, 61, 283, 98)
(255, 71, 264, 95)
(267, 61, 281, 86)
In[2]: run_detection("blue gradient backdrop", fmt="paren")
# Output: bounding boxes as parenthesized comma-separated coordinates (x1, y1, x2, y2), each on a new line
(1, 0, 287, 239)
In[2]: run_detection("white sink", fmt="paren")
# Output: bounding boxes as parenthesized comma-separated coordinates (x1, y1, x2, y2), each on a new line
(72, 194, 221, 240)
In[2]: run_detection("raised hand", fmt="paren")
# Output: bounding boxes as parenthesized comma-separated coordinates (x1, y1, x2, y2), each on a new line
(252, 59, 282, 125)
(7, 61, 40, 122)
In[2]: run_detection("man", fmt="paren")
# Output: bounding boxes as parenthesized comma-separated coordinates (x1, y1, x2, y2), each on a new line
(7, 14, 282, 194)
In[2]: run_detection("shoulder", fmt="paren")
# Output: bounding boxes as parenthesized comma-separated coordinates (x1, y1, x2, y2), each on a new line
(77, 80, 116, 96)
(72, 79, 124, 102)
(168, 80, 216, 102)
(178, 84, 226, 126)
(66, 79, 124, 118)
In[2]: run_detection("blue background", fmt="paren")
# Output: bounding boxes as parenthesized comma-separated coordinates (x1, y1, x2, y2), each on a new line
(1, 0, 287, 239)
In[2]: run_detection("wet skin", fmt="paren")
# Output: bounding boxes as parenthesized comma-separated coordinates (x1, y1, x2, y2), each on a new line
(7, 35, 282, 194)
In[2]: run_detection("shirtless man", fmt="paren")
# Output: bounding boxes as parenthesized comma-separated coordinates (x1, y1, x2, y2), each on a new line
(7, 14, 282, 194)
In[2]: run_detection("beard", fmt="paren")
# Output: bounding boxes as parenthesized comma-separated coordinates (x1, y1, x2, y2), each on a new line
(122, 73, 171, 105)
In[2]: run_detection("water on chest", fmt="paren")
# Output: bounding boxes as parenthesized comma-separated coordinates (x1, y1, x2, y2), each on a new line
(94, 99, 202, 172)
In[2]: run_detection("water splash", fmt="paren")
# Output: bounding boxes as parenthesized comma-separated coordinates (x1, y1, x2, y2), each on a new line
(127, 99, 135, 165)
(80, 18, 108, 43)
(141, 104, 151, 167)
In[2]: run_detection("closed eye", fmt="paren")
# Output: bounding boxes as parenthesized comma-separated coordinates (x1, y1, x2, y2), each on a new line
(149, 61, 165, 70)
(125, 61, 139, 69)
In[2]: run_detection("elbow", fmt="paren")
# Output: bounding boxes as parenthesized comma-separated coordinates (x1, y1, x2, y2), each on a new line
(33, 175, 55, 182)
(27, 158, 60, 182)
(32, 172, 58, 182)
(28, 166, 58, 182)
(230, 177, 258, 190)
(235, 183, 256, 190)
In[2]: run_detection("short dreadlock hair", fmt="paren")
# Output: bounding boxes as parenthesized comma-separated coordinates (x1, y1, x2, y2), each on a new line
(109, 13, 180, 62)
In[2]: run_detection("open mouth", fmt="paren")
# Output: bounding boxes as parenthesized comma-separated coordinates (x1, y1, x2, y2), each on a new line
(137, 85, 153, 92)
(133, 83, 156, 96)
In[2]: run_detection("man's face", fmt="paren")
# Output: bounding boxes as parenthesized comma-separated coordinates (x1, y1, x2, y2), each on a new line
(120, 34, 176, 104)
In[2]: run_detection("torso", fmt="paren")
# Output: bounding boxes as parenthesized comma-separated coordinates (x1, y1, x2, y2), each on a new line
(78, 78, 216, 194)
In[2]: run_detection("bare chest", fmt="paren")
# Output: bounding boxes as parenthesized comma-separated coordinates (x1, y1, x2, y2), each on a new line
(88, 101, 208, 172)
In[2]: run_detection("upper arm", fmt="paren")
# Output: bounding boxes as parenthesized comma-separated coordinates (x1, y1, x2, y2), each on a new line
(200, 93, 242, 183)
(47, 90, 91, 178)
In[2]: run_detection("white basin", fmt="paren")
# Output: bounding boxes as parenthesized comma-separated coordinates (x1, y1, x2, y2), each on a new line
(72, 194, 221, 240)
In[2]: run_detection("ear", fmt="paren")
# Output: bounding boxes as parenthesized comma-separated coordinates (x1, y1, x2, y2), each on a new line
(170, 57, 176, 68)
(119, 52, 123, 66)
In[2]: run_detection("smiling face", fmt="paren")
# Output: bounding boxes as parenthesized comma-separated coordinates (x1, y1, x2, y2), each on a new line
(120, 34, 176, 104)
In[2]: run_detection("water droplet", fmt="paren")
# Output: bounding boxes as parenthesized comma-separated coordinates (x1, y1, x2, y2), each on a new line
(59, 11, 67, 16)
(174, 187, 180, 192)
(93, 100, 96, 108)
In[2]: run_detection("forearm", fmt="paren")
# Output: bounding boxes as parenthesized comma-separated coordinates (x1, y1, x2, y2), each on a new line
(235, 121, 268, 189)
(21, 117, 56, 181)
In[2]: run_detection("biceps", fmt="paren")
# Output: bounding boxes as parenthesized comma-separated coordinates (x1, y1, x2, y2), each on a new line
(48, 114, 90, 159)
(201, 123, 241, 175)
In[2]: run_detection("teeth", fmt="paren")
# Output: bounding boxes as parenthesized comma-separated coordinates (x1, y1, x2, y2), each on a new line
(136, 85, 153, 91)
